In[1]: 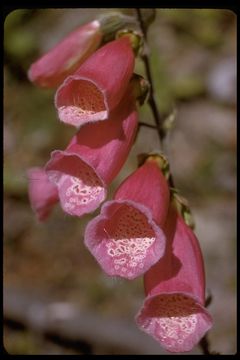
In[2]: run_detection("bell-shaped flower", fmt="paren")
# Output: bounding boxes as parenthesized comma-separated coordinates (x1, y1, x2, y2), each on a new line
(84, 157, 170, 280)
(27, 167, 59, 221)
(135, 203, 213, 353)
(28, 20, 102, 88)
(55, 36, 135, 127)
(45, 91, 138, 218)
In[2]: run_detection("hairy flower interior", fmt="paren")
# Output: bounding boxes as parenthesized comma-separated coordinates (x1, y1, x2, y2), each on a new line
(48, 156, 105, 215)
(103, 204, 156, 277)
(58, 79, 107, 124)
(140, 294, 200, 350)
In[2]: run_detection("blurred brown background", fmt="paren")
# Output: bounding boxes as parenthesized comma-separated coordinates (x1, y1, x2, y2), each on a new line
(4, 8, 236, 354)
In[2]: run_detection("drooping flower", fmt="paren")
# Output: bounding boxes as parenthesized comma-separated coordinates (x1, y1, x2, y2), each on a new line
(55, 36, 135, 127)
(84, 157, 170, 279)
(27, 167, 59, 221)
(135, 203, 213, 353)
(45, 90, 138, 218)
(28, 20, 102, 88)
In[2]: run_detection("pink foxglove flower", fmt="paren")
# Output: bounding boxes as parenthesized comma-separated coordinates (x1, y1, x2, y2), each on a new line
(45, 92, 137, 217)
(84, 159, 170, 279)
(55, 36, 135, 127)
(28, 20, 102, 88)
(27, 167, 59, 221)
(135, 204, 213, 353)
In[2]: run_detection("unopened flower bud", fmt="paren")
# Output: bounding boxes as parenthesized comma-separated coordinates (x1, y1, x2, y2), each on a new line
(99, 12, 138, 43)
(137, 152, 170, 180)
(116, 28, 144, 55)
(130, 73, 150, 105)
(172, 190, 195, 230)
(162, 108, 177, 133)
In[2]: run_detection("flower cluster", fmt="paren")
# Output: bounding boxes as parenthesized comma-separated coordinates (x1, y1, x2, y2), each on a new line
(27, 13, 212, 353)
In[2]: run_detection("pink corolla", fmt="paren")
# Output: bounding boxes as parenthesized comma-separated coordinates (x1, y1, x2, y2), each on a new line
(136, 203, 213, 353)
(27, 167, 59, 222)
(55, 36, 135, 127)
(84, 158, 170, 279)
(28, 20, 102, 88)
(45, 92, 138, 218)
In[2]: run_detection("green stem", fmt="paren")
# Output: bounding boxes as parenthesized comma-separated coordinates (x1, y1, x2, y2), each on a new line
(135, 9, 165, 143)
(139, 122, 157, 129)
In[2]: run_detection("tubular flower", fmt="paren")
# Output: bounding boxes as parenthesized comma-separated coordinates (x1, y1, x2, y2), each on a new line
(27, 167, 59, 222)
(84, 158, 170, 280)
(135, 204, 213, 353)
(28, 20, 102, 88)
(55, 36, 135, 127)
(45, 91, 138, 218)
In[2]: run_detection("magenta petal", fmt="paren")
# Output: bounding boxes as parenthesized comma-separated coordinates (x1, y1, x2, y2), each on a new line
(46, 91, 137, 218)
(115, 160, 170, 226)
(65, 92, 138, 185)
(45, 151, 106, 217)
(144, 207, 206, 303)
(28, 20, 102, 88)
(84, 155, 170, 279)
(135, 292, 213, 353)
(135, 204, 213, 353)
(55, 37, 135, 127)
(84, 200, 166, 280)
(27, 167, 59, 221)
(46, 90, 137, 217)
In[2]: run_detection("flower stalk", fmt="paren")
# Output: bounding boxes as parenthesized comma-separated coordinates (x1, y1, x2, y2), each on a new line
(135, 8, 165, 143)
(135, 8, 215, 355)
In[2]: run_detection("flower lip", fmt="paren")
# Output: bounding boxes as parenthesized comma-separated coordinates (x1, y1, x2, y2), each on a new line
(135, 291, 213, 353)
(27, 167, 59, 222)
(45, 150, 107, 217)
(84, 199, 166, 280)
(55, 75, 109, 127)
(54, 37, 135, 128)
